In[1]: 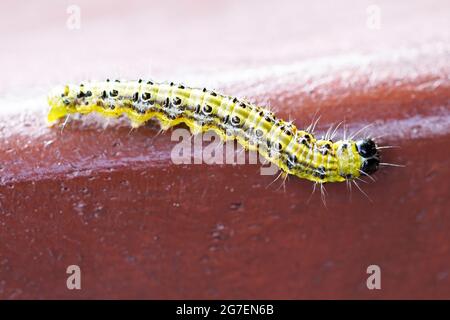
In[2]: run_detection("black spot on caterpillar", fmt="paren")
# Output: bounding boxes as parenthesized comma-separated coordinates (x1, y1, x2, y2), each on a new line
(47, 80, 381, 183)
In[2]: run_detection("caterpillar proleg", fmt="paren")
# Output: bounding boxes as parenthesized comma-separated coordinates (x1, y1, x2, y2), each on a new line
(47, 79, 381, 183)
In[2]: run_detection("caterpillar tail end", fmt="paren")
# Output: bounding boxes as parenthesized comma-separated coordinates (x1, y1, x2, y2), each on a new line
(46, 86, 69, 126)
(47, 104, 69, 125)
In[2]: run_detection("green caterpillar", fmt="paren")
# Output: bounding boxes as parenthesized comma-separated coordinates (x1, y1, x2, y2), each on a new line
(47, 79, 381, 184)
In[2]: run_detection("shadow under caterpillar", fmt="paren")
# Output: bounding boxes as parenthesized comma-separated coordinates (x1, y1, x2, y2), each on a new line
(47, 79, 381, 185)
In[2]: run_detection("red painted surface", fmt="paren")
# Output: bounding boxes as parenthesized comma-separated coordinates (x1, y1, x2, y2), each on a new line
(0, 0, 449, 299)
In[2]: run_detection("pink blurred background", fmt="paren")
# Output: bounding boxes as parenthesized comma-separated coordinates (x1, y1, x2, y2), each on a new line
(1, 0, 448, 93)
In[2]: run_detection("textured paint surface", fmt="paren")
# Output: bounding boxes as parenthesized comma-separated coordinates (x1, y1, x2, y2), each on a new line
(0, 0, 449, 299)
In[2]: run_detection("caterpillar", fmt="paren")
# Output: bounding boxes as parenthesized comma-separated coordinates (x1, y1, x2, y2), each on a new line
(47, 79, 381, 184)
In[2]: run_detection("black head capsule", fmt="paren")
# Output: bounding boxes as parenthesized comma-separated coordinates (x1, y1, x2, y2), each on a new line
(356, 138, 377, 158)
(356, 138, 380, 175)
(361, 157, 380, 175)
